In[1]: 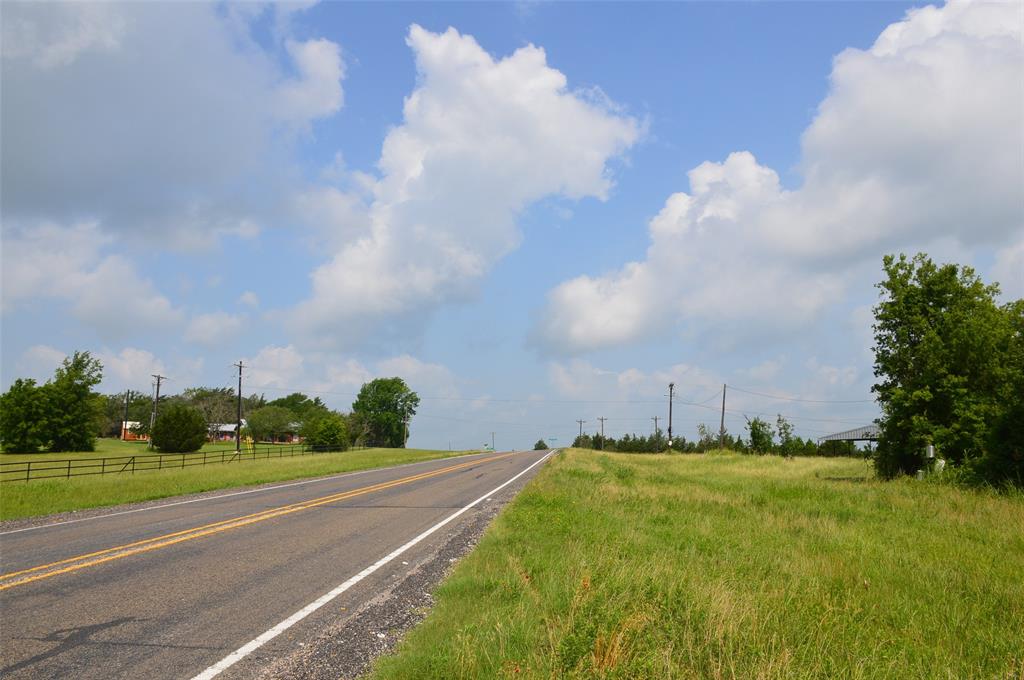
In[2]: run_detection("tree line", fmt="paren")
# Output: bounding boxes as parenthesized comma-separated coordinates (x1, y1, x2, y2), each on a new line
(0, 356, 421, 455)
(571, 416, 859, 457)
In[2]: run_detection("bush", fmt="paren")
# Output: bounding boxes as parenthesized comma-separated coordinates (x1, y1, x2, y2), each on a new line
(304, 413, 349, 452)
(151, 403, 207, 453)
(0, 379, 48, 453)
(533, 439, 548, 450)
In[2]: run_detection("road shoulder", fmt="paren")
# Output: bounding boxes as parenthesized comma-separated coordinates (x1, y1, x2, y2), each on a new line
(247, 461, 538, 680)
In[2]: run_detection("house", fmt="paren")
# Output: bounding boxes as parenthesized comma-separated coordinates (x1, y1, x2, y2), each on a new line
(121, 421, 148, 441)
(209, 420, 247, 442)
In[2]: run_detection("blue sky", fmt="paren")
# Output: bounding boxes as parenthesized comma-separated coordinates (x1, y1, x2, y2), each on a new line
(2, 1, 1021, 450)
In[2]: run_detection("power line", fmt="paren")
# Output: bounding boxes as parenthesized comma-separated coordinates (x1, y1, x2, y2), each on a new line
(727, 384, 875, 404)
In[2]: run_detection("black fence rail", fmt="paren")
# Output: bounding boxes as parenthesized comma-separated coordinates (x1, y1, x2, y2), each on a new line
(0, 444, 355, 483)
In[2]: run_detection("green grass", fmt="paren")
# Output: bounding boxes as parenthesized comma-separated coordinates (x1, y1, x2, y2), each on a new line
(0, 448, 478, 521)
(371, 449, 1024, 679)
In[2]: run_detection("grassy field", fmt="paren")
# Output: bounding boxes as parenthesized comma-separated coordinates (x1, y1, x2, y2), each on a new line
(372, 449, 1024, 679)
(0, 438, 284, 463)
(0, 447, 477, 521)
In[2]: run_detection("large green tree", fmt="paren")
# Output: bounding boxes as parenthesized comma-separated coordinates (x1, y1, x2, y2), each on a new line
(351, 378, 420, 448)
(45, 351, 105, 452)
(872, 254, 1022, 478)
(0, 379, 48, 453)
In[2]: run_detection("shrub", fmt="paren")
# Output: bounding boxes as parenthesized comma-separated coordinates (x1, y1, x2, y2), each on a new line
(151, 403, 207, 453)
(534, 439, 548, 450)
(305, 413, 349, 452)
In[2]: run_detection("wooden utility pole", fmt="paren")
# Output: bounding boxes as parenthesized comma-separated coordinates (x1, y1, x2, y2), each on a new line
(652, 416, 660, 436)
(122, 389, 132, 440)
(719, 384, 727, 450)
(149, 375, 165, 450)
(667, 383, 675, 448)
(576, 419, 586, 440)
(234, 361, 244, 453)
(597, 417, 607, 449)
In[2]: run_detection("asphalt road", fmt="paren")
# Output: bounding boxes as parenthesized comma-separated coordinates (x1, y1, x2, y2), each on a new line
(0, 448, 553, 679)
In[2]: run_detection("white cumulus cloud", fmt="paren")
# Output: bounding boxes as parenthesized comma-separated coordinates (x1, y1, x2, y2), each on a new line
(1, 222, 185, 338)
(291, 24, 640, 347)
(535, 0, 1023, 354)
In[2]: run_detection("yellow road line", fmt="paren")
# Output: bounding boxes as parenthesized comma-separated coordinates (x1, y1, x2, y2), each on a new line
(0, 452, 514, 591)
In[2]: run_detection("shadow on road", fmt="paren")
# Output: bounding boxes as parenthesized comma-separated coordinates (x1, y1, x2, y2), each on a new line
(4, 616, 221, 676)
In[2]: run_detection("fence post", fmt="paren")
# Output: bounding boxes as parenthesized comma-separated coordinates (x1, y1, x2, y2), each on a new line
(102, 458, 106, 476)
(26, 461, 31, 482)
(67, 459, 71, 479)
(204, 450, 208, 466)
(181, 454, 186, 469)
(132, 457, 136, 474)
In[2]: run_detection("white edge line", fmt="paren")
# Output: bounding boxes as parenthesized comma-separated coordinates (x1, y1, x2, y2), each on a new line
(0, 450, 501, 536)
(189, 449, 557, 680)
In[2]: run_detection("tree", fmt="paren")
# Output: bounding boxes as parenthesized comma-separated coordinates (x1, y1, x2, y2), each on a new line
(243, 392, 266, 413)
(746, 416, 774, 454)
(872, 253, 1022, 478)
(776, 415, 796, 457)
(181, 387, 236, 435)
(351, 378, 420, 448)
(533, 439, 548, 450)
(267, 393, 330, 422)
(696, 423, 716, 451)
(0, 379, 48, 453)
(46, 351, 104, 452)
(246, 406, 296, 442)
(304, 413, 349, 451)
(151, 403, 207, 453)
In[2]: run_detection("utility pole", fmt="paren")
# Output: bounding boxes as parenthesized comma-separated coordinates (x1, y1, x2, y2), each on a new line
(667, 382, 675, 448)
(149, 375, 165, 450)
(234, 361, 244, 454)
(597, 417, 607, 449)
(490, 431, 495, 451)
(652, 416, 659, 435)
(719, 384, 727, 451)
(576, 419, 586, 441)
(122, 389, 132, 440)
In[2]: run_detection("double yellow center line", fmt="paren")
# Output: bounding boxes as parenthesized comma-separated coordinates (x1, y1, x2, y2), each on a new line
(0, 452, 514, 591)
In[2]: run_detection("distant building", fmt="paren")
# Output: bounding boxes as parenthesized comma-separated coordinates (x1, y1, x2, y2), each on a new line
(121, 421, 148, 441)
(210, 420, 247, 442)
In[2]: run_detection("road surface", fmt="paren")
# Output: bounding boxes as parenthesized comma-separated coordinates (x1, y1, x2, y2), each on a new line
(0, 449, 554, 679)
